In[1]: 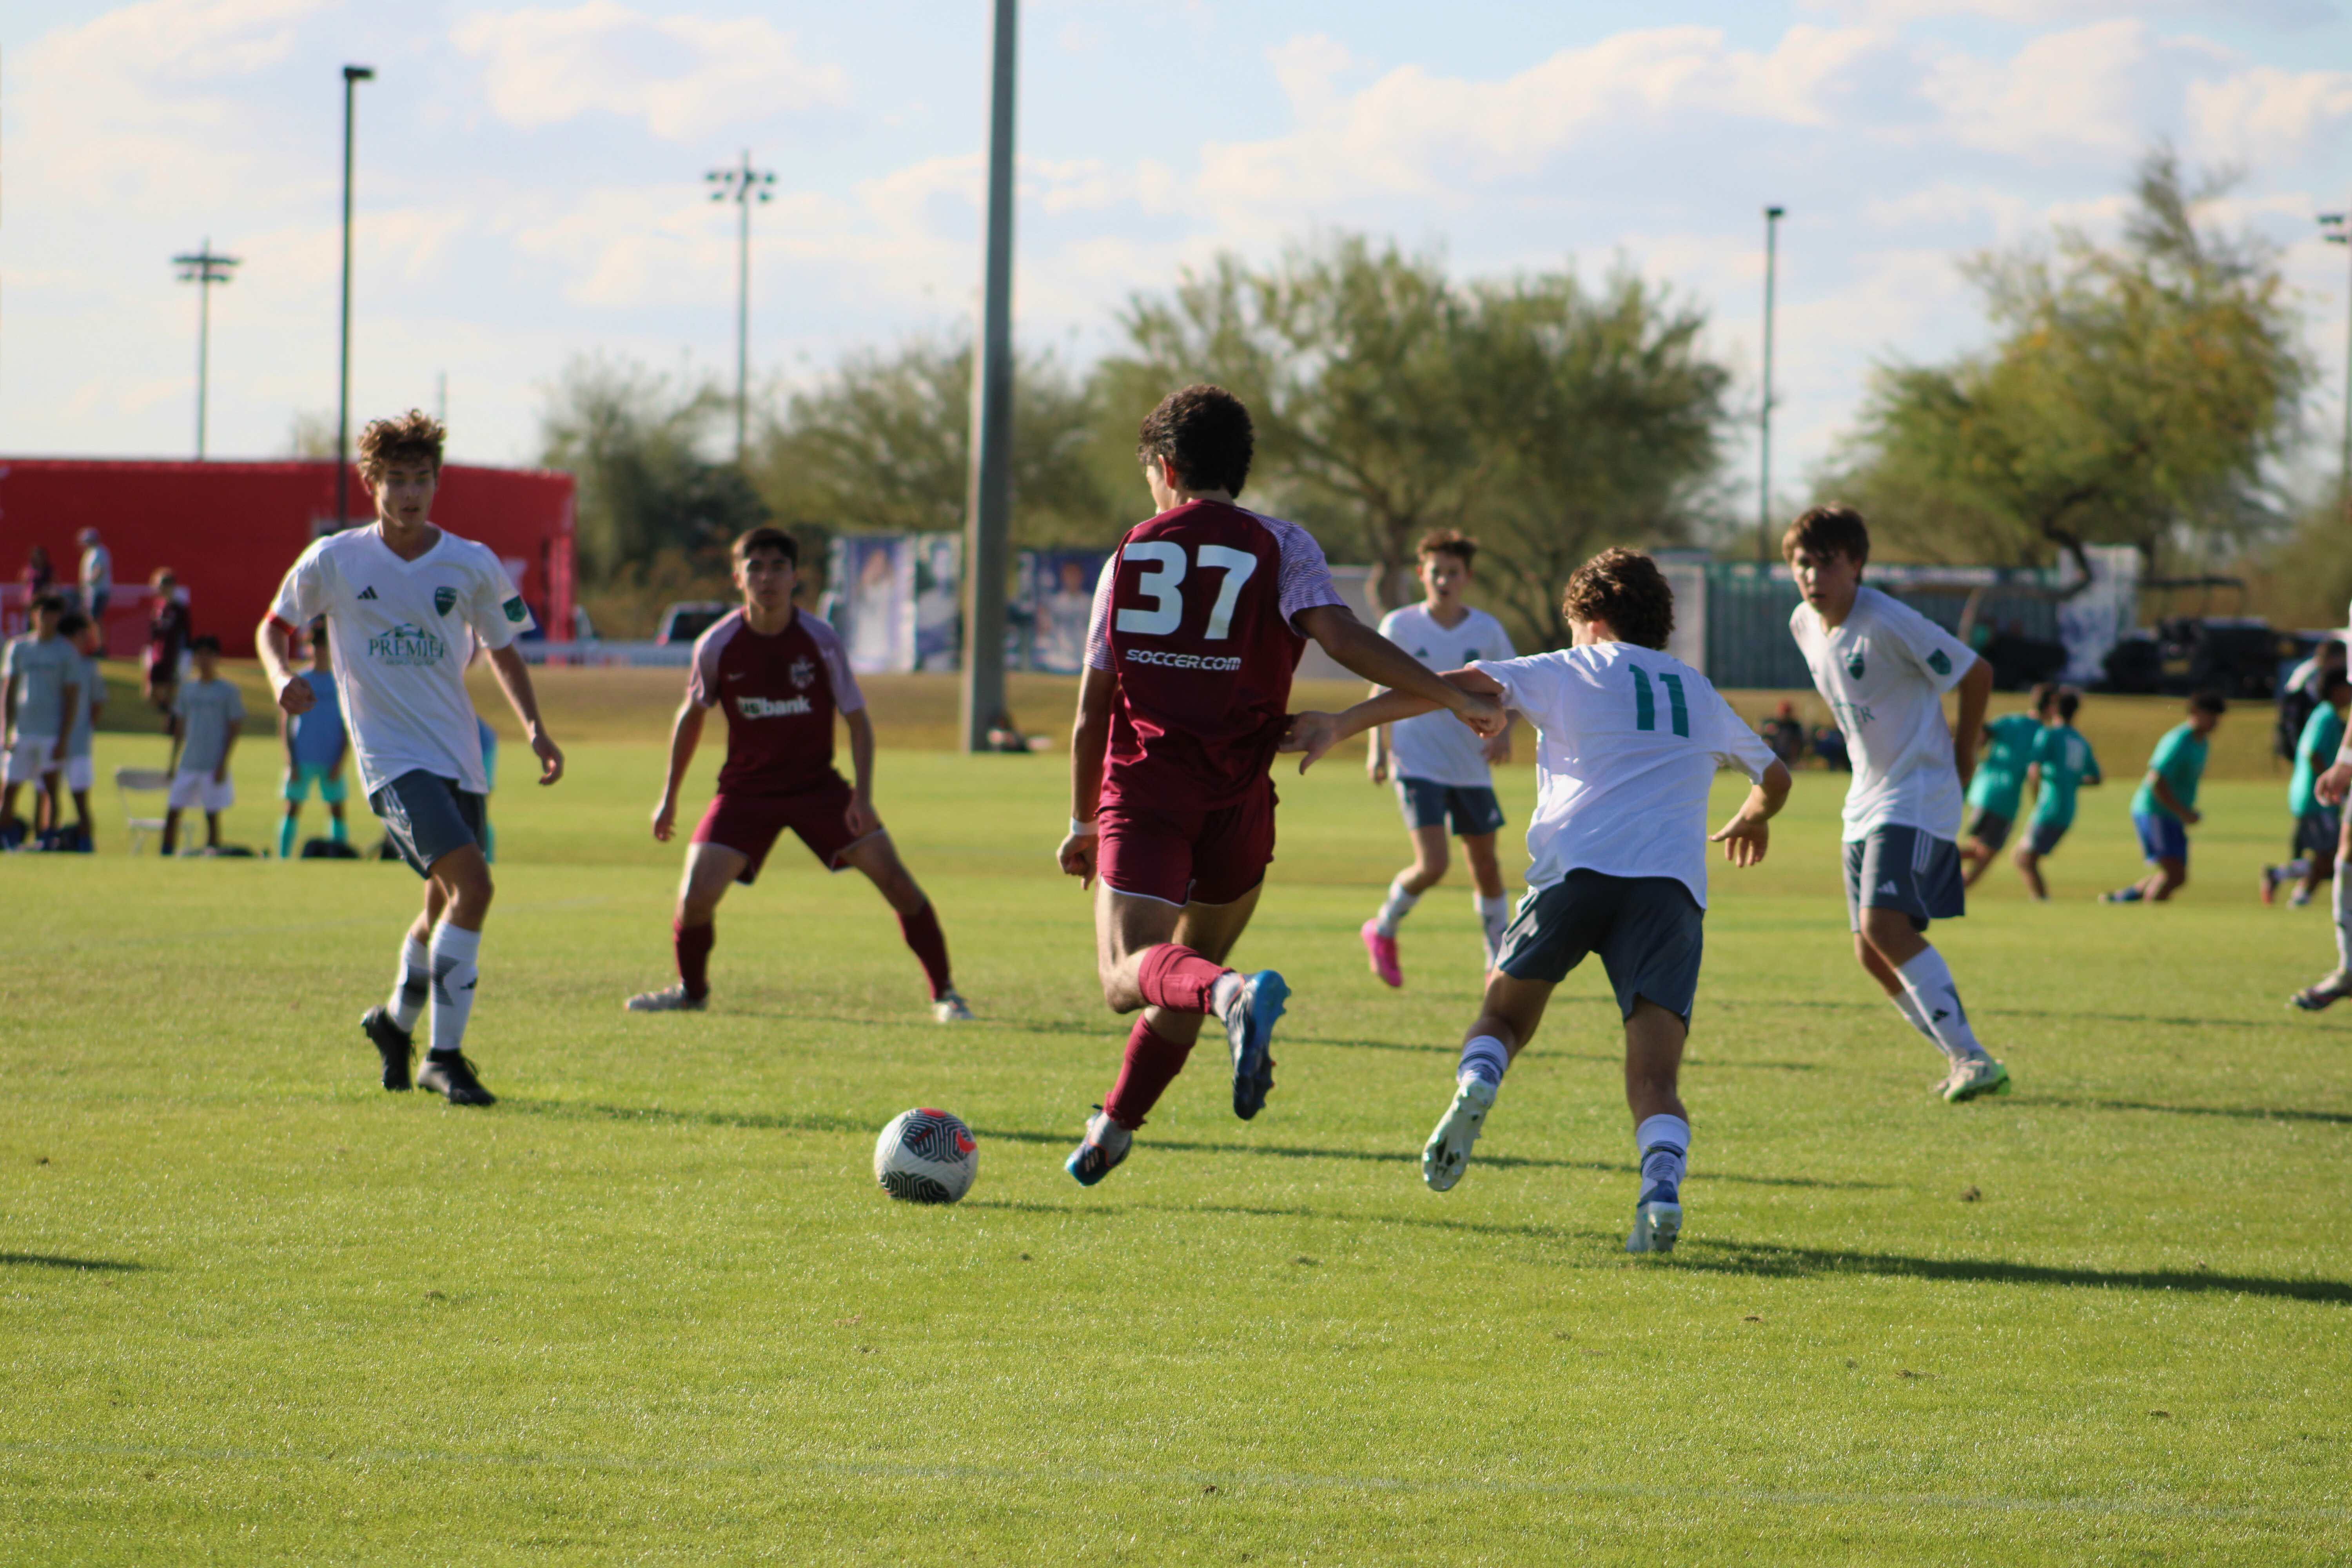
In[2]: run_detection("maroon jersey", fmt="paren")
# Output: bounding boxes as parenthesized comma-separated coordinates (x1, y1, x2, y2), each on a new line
(687, 609, 864, 797)
(1085, 500, 1344, 811)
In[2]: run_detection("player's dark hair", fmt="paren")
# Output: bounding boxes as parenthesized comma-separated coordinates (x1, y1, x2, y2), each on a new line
(1561, 547, 1675, 652)
(2055, 689, 2080, 722)
(731, 526, 798, 566)
(1417, 529, 1477, 566)
(57, 610, 88, 637)
(1136, 384, 1254, 498)
(2321, 670, 2352, 701)
(30, 592, 64, 616)
(2029, 681, 2061, 716)
(1782, 505, 1871, 567)
(190, 634, 222, 655)
(357, 409, 446, 479)
(2189, 689, 2228, 716)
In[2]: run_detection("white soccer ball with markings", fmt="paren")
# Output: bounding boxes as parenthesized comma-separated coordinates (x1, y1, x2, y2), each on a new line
(874, 1108, 978, 1205)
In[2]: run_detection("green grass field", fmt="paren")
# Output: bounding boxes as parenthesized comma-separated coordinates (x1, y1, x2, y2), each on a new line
(5, 709, 2350, 1563)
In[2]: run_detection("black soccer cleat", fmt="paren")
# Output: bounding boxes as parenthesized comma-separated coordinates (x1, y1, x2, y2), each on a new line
(417, 1051, 496, 1107)
(359, 1006, 415, 1092)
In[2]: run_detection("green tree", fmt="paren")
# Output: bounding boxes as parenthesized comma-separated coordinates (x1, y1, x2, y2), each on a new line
(1833, 148, 2309, 575)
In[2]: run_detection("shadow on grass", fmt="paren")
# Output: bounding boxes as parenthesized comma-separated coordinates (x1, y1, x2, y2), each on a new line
(966, 1126, 1885, 1189)
(0, 1253, 143, 1272)
(2033, 1098, 2352, 1127)
(502, 1100, 871, 1137)
(1669, 1238, 2352, 1304)
(1715, 996, 2282, 1033)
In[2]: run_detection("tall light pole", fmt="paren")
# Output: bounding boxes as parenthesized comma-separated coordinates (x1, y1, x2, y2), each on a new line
(172, 239, 241, 460)
(338, 64, 374, 526)
(1758, 204, 1786, 565)
(706, 149, 775, 463)
(2322, 213, 2350, 505)
(960, 0, 1017, 753)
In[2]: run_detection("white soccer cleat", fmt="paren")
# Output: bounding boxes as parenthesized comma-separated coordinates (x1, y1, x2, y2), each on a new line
(933, 991, 975, 1024)
(1942, 1055, 2012, 1103)
(1626, 1197, 1682, 1254)
(624, 983, 706, 1012)
(1421, 1076, 1497, 1192)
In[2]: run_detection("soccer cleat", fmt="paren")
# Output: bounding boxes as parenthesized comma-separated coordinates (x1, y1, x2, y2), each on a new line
(933, 991, 975, 1024)
(2261, 866, 2281, 905)
(1942, 1055, 2011, 1103)
(1360, 920, 1403, 988)
(2099, 888, 2143, 904)
(359, 1005, 414, 1093)
(1223, 970, 1289, 1121)
(2290, 886, 2314, 908)
(2289, 972, 2352, 1012)
(1626, 1188, 1682, 1254)
(1064, 1107, 1132, 1187)
(1422, 1075, 1497, 1192)
(624, 983, 706, 1013)
(416, 1051, 496, 1106)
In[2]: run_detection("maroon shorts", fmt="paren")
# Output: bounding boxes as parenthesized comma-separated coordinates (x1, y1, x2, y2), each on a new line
(1097, 780, 1276, 907)
(692, 776, 874, 884)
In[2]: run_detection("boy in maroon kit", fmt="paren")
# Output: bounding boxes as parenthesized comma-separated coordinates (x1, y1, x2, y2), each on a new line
(626, 526, 968, 1021)
(1059, 385, 1503, 1184)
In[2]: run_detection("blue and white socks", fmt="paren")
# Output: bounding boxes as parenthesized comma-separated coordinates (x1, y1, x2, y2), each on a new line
(1896, 946, 1989, 1063)
(428, 922, 482, 1058)
(389, 935, 431, 1035)
(1636, 1113, 1689, 1205)
(1374, 876, 1420, 937)
(1457, 1034, 1510, 1089)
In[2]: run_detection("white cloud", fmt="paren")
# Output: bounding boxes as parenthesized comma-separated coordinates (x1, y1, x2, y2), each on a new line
(2190, 66, 2352, 162)
(450, 0, 850, 142)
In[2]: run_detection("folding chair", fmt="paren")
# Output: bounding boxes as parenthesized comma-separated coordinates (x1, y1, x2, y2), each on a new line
(115, 767, 171, 855)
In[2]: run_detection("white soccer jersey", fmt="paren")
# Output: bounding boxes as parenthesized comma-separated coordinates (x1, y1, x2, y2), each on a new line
(1376, 603, 1515, 788)
(3, 635, 79, 739)
(1789, 584, 1977, 842)
(269, 526, 533, 797)
(1468, 642, 1775, 908)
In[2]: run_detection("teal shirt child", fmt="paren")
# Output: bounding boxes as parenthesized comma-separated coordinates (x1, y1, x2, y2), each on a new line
(1967, 712, 2045, 820)
(2132, 722, 2209, 822)
(2030, 723, 2100, 827)
(2290, 704, 2346, 819)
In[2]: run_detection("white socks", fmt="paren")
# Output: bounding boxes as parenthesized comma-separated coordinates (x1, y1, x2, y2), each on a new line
(2334, 864, 2352, 973)
(427, 922, 482, 1057)
(1891, 991, 1941, 1046)
(1635, 1114, 1689, 1201)
(1476, 894, 1510, 964)
(1457, 1034, 1510, 1088)
(1374, 875, 1420, 937)
(390, 935, 431, 1034)
(1896, 946, 1987, 1062)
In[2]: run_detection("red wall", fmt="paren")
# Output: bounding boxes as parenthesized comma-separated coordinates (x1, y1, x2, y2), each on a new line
(0, 458, 575, 657)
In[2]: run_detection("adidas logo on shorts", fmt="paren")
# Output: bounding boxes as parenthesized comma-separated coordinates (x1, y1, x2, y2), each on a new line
(1878, 879, 1899, 894)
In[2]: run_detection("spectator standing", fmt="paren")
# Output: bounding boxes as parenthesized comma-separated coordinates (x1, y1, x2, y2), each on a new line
(52, 609, 103, 851)
(20, 545, 56, 603)
(2, 594, 82, 848)
(78, 529, 113, 621)
(1762, 700, 1806, 768)
(279, 623, 350, 858)
(147, 569, 191, 717)
(163, 635, 243, 855)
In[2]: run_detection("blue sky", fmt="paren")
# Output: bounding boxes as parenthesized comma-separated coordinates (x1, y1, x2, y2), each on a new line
(4, 0, 2350, 519)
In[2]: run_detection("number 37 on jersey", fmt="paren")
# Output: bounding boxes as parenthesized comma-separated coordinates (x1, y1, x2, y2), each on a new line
(1116, 542, 1260, 641)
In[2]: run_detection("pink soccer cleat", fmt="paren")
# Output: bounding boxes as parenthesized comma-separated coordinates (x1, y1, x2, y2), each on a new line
(1361, 920, 1403, 988)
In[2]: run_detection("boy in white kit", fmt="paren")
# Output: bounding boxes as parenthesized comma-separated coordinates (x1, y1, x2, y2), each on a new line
(1288, 548, 1791, 1254)
(3, 594, 82, 848)
(164, 635, 244, 854)
(1362, 530, 1518, 983)
(1784, 505, 2009, 1103)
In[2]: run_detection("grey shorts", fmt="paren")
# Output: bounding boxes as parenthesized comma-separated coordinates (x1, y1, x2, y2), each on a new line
(2296, 807, 2342, 860)
(1843, 825, 1965, 934)
(1494, 870, 1705, 1022)
(1396, 777, 1506, 838)
(1963, 805, 2013, 852)
(370, 769, 486, 879)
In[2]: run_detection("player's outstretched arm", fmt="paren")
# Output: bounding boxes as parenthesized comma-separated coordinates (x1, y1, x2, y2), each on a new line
(1060, 666, 1116, 886)
(257, 618, 314, 717)
(652, 698, 707, 842)
(1951, 656, 1993, 788)
(1709, 760, 1793, 867)
(1296, 606, 1504, 737)
(1282, 668, 1504, 775)
(486, 644, 563, 786)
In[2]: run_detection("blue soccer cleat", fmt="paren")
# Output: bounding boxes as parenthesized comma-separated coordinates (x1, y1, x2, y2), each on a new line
(1065, 1107, 1132, 1187)
(1626, 1184, 1682, 1254)
(1222, 970, 1287, 1120)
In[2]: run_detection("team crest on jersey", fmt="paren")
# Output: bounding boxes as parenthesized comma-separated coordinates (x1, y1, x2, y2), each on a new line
(789, 655, 815, 691)
(433, 586, 458, 616)
(1846, 648, 1866, 679)
(368, 622, 447, 666)
(1927, 649, 1951, 675)
(503, 595, 526, 623)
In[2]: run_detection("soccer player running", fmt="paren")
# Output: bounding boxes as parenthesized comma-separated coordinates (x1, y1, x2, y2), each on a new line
(1784, 506, 2011, 1104)
(1361, 530, 1517, 985)
(1059, 385, 1504, 1185)
(626, 526, 968, 1021)
(1287, 549, 1789, 1253)
(259, 412, 564, 1106)
(2012, 688, 2099, 902)
(1958, 684, 2056, 887)
(2101, 692, 2224, 905)
(2263, 670, 2348, 908)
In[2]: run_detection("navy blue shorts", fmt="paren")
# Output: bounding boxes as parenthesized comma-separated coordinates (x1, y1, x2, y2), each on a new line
(1963, 806, 2013, 853)
(2025, 815, 2071, 856)
(2133, 811, 2188, 865)
(1842, 825, 1965, 934)
(370, 769, 486, 879)
(1396, 777, 1506, 838)
(1495, 871, 1704, 1022)
(2295, 807, 2341, 860)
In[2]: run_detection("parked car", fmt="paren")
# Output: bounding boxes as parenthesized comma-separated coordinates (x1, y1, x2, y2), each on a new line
(654, 601, 731, 646)
(2100, 616, 2292, 698)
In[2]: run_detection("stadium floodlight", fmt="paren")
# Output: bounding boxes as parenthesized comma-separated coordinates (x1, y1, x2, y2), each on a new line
(707, 150, 777, 463)
(338, 65, 375, 526)
(961, 0, 1018, 754)
(2323, 214, 2350, 502)
(1758, 205, 1786, 565)
(172, 238, 242, 461)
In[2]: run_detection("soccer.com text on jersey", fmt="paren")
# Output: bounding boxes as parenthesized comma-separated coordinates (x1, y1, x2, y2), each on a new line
(1124, 648, 1245, 673)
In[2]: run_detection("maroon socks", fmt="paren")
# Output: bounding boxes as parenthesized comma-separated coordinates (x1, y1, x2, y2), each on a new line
(1104, 1016, 1195, 1130)
(1136, 944, 1230, 1013)
(674, 919, 714, 1000)
(898, 900, 954, 1000)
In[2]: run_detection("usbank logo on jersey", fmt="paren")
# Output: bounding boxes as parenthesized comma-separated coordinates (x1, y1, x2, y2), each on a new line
(433, 586, 458, 616)
(369, 622, 448, 666)
(739, 695, 813, 719)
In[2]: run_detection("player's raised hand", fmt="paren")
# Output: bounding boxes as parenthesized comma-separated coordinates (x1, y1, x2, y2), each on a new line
(530, 730, 565, 786)
(652, 795, 677, 842)
(1710, 810, 1772, 867)
(2320, 760, 2352, 807)
(276, 676, 316, 717)
(1279, 711, 1346, 774)
(1057, 830, 1098, 887)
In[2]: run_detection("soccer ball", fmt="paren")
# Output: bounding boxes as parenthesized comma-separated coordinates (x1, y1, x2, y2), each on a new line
(873, 1108, 978, 1205)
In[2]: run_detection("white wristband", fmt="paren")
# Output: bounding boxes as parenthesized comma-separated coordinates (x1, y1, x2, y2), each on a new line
(1068, 817, 1097, 837)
